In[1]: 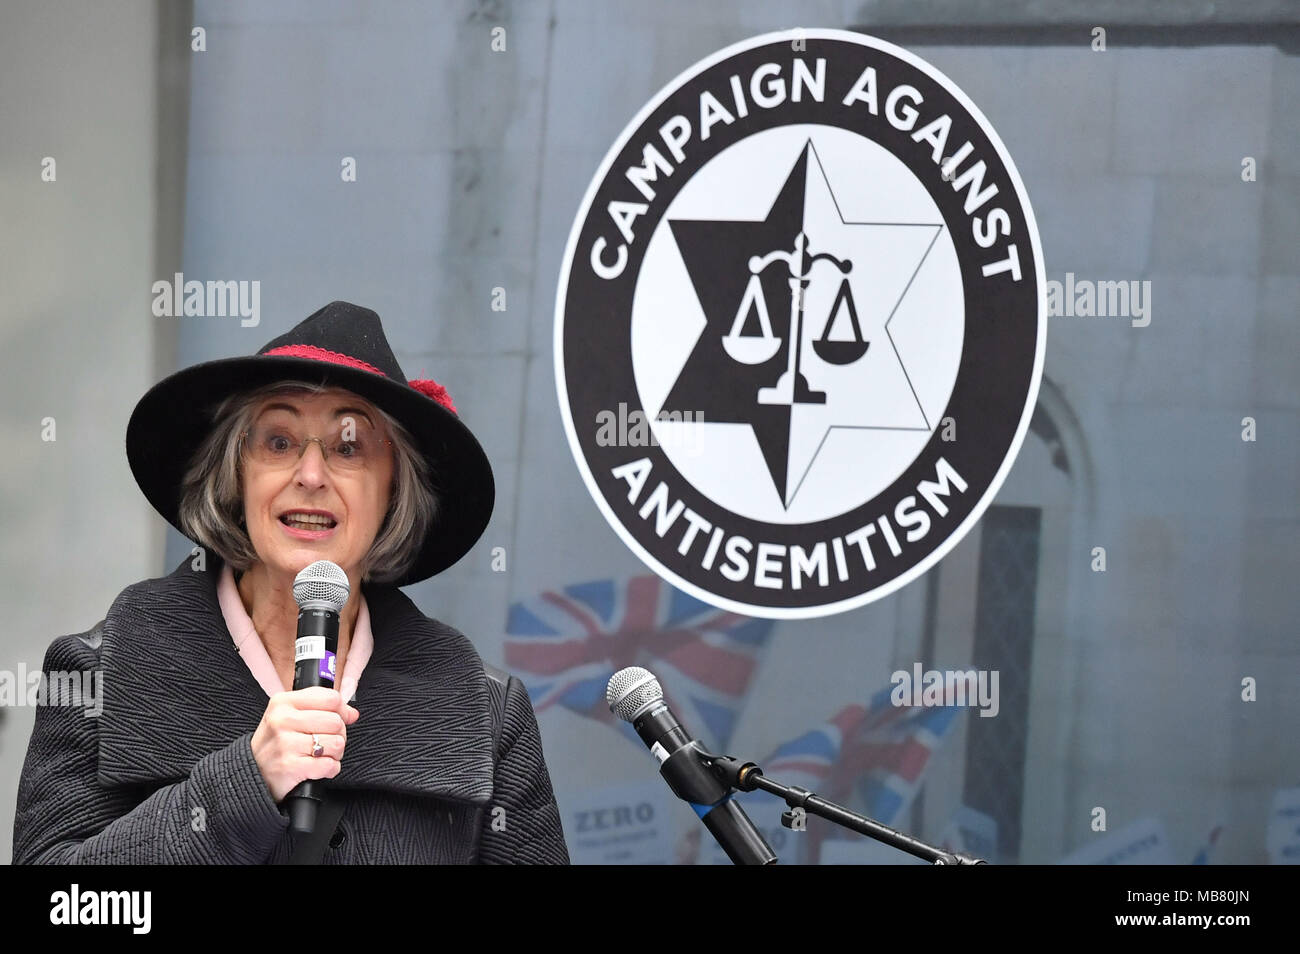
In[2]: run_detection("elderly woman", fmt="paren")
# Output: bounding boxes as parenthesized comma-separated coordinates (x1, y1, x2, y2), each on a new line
(13, 301, 569, 864)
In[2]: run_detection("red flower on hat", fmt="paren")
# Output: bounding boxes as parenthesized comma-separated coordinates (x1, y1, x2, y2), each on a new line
(409, 378, 457, 414)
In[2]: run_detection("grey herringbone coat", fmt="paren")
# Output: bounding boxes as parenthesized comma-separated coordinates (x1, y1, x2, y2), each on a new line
(12, 556, 569, 864)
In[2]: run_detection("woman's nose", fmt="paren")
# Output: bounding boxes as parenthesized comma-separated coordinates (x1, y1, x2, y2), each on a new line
(294, 439, 330, 485)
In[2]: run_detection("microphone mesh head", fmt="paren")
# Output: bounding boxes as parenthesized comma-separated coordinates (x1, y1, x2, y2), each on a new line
(607, 667, 663, 722)
(293, 560, 350, 611)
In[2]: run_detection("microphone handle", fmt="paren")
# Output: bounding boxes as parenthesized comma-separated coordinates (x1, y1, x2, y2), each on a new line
(286, 607, 339, 834)
(636, 705, 778, 865)
(702, 798, 778, 865)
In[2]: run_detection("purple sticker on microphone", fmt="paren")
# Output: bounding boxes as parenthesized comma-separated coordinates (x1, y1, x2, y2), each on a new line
(320, 651, 336, 684)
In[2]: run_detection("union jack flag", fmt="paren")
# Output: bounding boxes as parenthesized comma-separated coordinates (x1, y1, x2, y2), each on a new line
(753, 684, 961, 863)
(504, 575, 773, 752)
(766, 685, 960, 822)
(686, 685, 963, 864)
(1191, 825, 1222, 865)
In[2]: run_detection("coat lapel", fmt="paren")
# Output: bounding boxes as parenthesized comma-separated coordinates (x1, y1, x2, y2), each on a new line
(97, 556, 495, 806)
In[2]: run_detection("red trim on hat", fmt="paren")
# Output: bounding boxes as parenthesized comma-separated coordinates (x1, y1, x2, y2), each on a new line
(263, 344, 386, 376)
(409, 379, 457, 414)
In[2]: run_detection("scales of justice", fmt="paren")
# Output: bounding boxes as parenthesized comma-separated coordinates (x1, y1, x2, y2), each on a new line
(722, 230, 869, 405)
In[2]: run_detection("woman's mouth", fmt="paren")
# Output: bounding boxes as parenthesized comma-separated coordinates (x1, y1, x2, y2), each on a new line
(279, 511, 338, 536)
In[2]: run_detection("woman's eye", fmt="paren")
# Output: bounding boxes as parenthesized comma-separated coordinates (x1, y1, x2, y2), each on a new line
(268, 435, 292, 452)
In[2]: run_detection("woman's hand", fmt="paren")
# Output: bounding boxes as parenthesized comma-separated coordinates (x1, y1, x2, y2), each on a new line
(250, 687, 360, 802)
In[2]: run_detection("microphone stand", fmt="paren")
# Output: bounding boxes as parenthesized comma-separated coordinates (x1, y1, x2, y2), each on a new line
(707, 754, 987, 865)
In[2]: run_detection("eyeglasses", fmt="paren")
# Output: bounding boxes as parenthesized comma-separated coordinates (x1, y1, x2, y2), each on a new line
(240, 415, 393, 473)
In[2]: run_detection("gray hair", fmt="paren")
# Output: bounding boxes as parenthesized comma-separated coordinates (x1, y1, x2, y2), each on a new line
(177, 379, 436, 584)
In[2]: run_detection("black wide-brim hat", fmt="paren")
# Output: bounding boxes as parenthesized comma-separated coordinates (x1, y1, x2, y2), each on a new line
(126, 300, 494, 586)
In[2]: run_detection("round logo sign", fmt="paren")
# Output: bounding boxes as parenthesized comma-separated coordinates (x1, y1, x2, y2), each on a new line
(555, 29, 1046, 619)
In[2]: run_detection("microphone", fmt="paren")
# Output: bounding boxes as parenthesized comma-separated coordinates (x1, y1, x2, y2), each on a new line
(607, 667, 777, 865)
(285, 559, 350, 834)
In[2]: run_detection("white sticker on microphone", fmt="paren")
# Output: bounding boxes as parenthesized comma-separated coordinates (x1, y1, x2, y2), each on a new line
(295, 636, 326, 661)
(650, 741, 670, 764)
